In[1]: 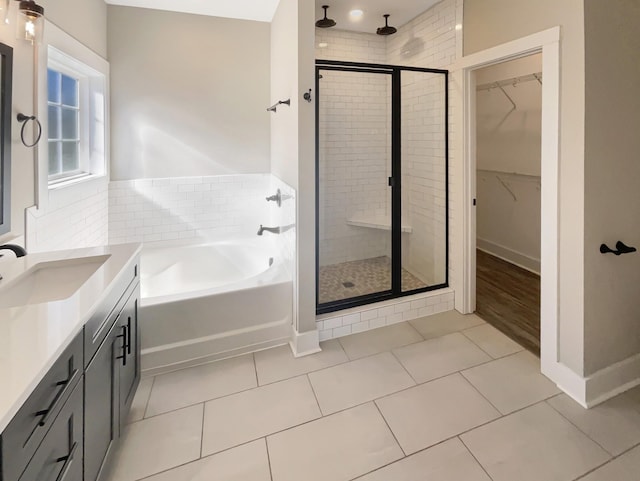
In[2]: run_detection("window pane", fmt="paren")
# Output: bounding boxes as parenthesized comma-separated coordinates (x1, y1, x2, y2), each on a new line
(61, 107, 78, 140)
(48, 105, 60, 140)
(48, 142, 60, 176)
(62, 142, 79, 172)
(61, 74, 78, 107)
(47, 69, 60, 104)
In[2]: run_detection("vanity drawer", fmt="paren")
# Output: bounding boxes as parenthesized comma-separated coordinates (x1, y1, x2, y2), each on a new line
(18, 377, 84, 481)
(1, 332, 83, 481)
(84, 259, 139, 367)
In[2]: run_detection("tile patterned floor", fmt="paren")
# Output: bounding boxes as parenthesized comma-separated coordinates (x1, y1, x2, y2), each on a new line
(318, 256, 427, 304)
(107, 311, 640, 481)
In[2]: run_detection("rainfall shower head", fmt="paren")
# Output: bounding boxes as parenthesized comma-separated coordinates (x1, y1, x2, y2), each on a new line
(376, 14, 397, 36)
(316, 5, 336, 28)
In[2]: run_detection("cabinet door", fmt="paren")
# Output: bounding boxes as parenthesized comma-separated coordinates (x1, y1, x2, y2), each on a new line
(84, 318, 120, 481)
(19, 378, 84, 481)
(118, 288, 140, 431)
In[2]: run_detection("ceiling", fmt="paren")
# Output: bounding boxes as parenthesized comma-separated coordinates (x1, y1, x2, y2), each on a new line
(103, 0, 440, 29)
(104, 0, 281, 22)
(314, 0, 441, 34)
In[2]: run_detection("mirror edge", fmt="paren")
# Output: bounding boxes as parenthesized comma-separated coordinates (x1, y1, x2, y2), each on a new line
(0, 42, 13, 237)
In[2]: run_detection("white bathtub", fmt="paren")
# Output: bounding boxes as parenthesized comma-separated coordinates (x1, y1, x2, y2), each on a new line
(139, 238, 293, 373)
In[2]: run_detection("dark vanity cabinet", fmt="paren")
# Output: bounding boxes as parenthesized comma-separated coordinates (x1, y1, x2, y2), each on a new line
(1, 335, 84, 481)
(85, 263, 140, 481)
(0, 256, 140, 481)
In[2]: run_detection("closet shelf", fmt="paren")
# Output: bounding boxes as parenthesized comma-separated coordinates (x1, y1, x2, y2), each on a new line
(346, 215, 413, 233)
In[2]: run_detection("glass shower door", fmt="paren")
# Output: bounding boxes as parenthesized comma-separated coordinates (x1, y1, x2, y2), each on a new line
(317, 68, 393, 306)
(400, 70, 448, 292)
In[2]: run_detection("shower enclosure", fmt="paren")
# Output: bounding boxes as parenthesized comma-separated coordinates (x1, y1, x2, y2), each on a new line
(316, 60, 448, 313)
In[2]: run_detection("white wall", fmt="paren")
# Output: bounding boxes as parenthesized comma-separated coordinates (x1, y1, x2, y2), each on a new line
(583, 0, 640, 376)
(0, 0, 107, 245)
(475, 54, 542, 272)
(463, 0, 586, 375)
(271, 0, 316, 340)
(107, 6, 271, 181)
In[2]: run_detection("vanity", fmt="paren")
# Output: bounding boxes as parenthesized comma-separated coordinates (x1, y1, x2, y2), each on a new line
(0, 243, 141, 481)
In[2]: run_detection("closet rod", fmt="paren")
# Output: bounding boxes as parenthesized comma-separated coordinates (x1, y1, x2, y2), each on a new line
(476, 72, 543, 92)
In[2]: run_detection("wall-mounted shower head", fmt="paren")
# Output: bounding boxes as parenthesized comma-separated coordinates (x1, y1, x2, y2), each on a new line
(376, 14, 397, 36)
(316, 5, 336, 28)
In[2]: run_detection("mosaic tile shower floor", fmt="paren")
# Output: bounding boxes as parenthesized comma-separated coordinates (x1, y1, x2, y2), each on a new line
(318, 256, 427, 304)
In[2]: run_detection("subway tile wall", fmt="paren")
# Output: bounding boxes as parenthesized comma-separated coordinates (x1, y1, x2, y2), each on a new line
(269, 175, 296, 279)
(25, 181, 109, 253)
(108, 174, 271, 245)
(317, 289, 455, 340)
(317, 69, 392, 266)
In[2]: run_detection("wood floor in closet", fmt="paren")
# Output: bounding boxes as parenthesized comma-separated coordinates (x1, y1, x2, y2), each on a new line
(476, 249, 541, 355)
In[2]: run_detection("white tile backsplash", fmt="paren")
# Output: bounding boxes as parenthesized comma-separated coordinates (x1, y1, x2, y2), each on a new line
(26, 181, 109, 253)
(108, 174, 271, 245)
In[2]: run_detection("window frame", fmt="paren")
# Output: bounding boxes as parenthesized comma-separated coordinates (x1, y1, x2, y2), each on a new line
(45, 45, 107, 191)
(46, 65, 86, 184)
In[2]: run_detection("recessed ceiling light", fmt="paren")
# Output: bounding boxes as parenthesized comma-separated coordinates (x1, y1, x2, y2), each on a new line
(350, 9, 363, 18)
(318, 42, 328, 48)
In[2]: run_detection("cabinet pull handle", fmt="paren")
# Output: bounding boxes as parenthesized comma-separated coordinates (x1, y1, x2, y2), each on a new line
(34, 371, 77, 427)
(127, 316, 132, 356)
(116, 324, 127, 366)
(55, 441, 78, 481)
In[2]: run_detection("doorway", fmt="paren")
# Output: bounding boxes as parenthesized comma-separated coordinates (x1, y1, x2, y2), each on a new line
(456, 26, 562, 386)
(474, 54, 542, 355)
(315, 60, 449, 314)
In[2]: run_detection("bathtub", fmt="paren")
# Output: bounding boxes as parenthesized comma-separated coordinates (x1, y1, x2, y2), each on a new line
(139, 237, 293, 373)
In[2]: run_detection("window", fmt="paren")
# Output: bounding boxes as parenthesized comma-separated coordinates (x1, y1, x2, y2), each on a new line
(45, 46, 107, 189)
(47, 69, 81, 180)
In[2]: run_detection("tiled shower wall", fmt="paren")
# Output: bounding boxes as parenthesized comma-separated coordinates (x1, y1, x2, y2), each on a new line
(318, 70, 392, 266)
(25, 181, 109, 253)
(315, 0, 456, 286)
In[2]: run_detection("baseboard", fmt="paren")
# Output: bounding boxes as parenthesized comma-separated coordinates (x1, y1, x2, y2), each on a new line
(542, 353, 640, 408)
(584, 352, 640, 407)
(289, 326, 321, 357)
(477, 238, 540, 274)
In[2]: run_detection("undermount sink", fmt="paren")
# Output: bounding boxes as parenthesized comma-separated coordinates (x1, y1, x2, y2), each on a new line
(0, 255, 111, 309)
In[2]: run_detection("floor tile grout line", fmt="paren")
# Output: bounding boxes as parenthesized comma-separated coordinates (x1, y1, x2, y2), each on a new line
(141, 375, 156, 420)
(459, 327, 525, 360)
(457, 370, 504, 415)
(138, 370, 326, 425)
(132, 438, 267, 481)
(572, 441, 640, 480)
(306, 373, 324, 415)
(543, 398, 617, 457)
(389, 349, 419, 386)
(336, 336, 353, 361)
(264, 437, 274, 481)
(458, 436, 496, 481)
(199, 402, 205, 459)
(252, 352, 259, 386)
(373, 400, 407, 457)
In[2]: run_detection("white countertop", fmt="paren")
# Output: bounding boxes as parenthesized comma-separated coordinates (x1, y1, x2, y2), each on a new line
(0, 243, 142, 433)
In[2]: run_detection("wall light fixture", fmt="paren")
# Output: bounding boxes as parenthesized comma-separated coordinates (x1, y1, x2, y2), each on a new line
(16, 0, 44, 44)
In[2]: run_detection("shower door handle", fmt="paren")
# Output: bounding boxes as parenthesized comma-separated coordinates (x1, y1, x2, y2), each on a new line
(388, 177, 395, 187)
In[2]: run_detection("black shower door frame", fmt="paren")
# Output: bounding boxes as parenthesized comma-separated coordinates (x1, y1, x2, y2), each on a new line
(316, 60, 449, 315)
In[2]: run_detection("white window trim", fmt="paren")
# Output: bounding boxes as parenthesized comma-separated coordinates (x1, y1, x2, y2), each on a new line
(37, 20, 110, 210)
